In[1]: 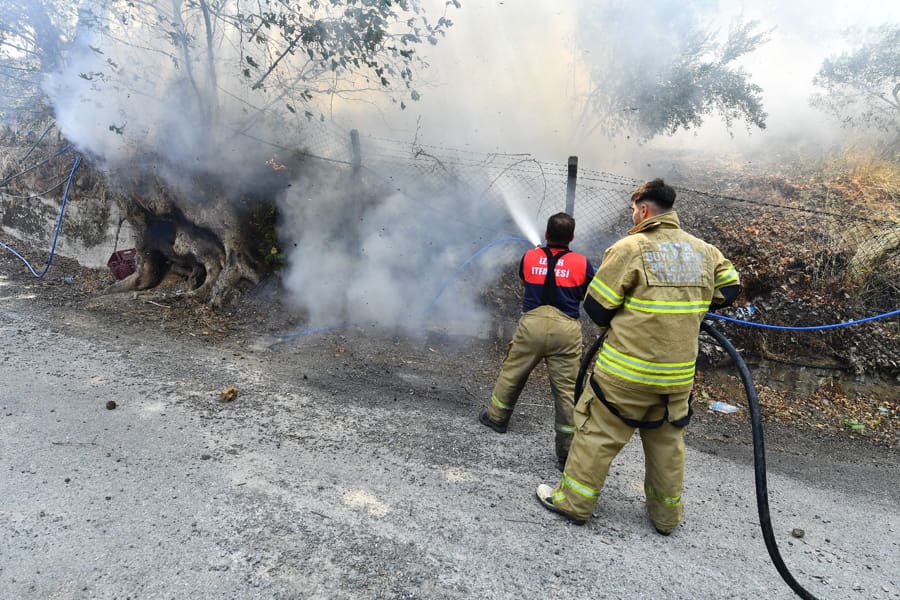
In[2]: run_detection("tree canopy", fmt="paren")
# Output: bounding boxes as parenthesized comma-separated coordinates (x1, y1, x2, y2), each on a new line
(810, 24, 900, 150)
(574, 4, 770, 141)
(1, 0, 456, 138)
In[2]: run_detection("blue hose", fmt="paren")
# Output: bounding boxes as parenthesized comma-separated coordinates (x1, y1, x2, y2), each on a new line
(708, 309, 899, 330)
(424, 236, 532, 316)
(271, 321, 363, 340)
(0, 154, 82, 278)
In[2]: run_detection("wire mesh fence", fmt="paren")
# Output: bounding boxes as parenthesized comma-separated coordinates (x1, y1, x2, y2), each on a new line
(303, 123, 898, 311)
(283, 117, 899, 363)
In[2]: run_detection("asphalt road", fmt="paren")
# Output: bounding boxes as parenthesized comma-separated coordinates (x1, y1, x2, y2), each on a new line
(1, 289, 899, 599)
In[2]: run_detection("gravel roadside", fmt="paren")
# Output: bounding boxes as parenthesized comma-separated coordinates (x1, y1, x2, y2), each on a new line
(1, 256, 899, 599)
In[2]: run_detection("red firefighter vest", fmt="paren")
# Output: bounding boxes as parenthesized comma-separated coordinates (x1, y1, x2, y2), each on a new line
(520, 246, 594, 318)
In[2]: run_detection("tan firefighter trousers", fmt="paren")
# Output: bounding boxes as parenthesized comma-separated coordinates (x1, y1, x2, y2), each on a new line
(549, 374, 691, 532)
(486, 305, 582, 461)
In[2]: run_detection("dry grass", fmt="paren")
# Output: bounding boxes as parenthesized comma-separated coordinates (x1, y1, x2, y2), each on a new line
(672, 146, 899, 375)
(821, 147, 900, 221)
(818, 149, 900, 290)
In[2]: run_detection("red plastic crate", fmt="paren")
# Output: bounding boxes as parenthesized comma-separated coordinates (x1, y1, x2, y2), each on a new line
(107, 248, 137, 280)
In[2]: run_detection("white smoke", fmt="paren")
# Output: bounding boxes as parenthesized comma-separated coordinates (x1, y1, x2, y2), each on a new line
(277, 161, 526, 335)
(44, 11, 205, 168)
(31, 0, 555, 337)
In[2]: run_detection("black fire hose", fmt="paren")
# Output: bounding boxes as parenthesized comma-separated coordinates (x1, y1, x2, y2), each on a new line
(575, 321, 819, 600)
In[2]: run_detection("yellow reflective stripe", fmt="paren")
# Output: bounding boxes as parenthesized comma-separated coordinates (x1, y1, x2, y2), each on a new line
(562, 472, 600, 499)
(645, 483, 681, 507)
(556, 424, 576, 434)
(550, 490, 567, 503)
(623, 295, 709, 314)
(597, 345, 695, 386)
(716, 266, 739, 287)
(602, 344, 695, 372)
(598, 358, 696, 386)
(490, 394, 510, 410)
(590, 277, 623, 306)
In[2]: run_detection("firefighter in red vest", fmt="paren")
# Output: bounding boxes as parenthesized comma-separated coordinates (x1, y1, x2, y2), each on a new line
(479, 212, 595, 470)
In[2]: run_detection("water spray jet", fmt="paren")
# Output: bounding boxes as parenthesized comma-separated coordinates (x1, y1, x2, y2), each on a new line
(498, 188, 541, 246)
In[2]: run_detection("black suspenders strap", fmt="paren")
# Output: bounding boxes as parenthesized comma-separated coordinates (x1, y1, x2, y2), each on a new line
(590, 377, 667, 429)
(590, 378, 692, 429)
(540, 247, 571, 306)
(669, 394, 694, 428)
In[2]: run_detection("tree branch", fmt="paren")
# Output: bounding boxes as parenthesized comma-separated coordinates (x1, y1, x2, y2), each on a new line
(251, 31, 303, 90)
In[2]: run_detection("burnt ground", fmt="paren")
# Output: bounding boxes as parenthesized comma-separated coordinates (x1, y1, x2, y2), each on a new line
(2, 241, 900, 599)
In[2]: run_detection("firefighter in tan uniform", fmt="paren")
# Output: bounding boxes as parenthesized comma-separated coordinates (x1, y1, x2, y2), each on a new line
(480, 213, 595, 470)
(536, 179, 741, 533)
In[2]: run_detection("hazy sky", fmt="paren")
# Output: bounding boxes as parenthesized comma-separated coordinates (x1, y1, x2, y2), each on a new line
(333, 0, 900, 169)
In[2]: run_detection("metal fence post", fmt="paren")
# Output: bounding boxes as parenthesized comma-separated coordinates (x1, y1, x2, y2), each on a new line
(350, 129, 362, 177)
(565, 155, 578, 216)
(349, 129, 363, 252)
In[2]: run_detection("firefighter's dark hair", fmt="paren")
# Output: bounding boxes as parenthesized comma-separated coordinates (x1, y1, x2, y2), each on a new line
(631, 178, 676, 209)
(546, 212, 575, 244)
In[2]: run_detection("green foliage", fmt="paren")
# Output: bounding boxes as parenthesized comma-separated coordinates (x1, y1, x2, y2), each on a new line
(0, 0, 455, 129)
(810, 25, 900, 149)
(577, 7, 769, 140)
(220, 0, 453, 103)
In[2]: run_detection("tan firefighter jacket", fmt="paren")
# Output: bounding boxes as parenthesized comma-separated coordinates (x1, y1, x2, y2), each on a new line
(588, 211, 740, 395)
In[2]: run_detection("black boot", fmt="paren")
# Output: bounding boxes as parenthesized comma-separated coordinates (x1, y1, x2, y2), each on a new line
(478, 410, 508, 433)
